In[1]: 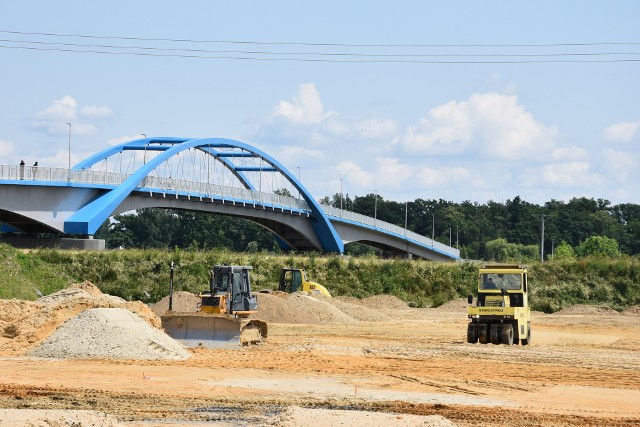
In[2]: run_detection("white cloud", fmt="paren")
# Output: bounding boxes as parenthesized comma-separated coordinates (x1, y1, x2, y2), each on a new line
(550, 146, 588, 161)
(35, 95, 77, 121)
(272, 83, 334, 125)
(0, 139, 15, 156)
(334, 161, 373, 188)
(540, 162, 602, 188)
(603, 121, 640, 143)
(355, 118, 397, 140)
(374, 158, 413, 189)
(602, 148, 636, 182)
(415, 165, 472, 188)
(80, 105, 113, 119)
(400, 92, 559, 160)
(278, 146, 326, 164)
(30, 96, 113, 137)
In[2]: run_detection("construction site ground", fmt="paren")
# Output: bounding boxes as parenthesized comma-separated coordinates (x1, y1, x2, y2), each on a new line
(1, 285, 639, 426)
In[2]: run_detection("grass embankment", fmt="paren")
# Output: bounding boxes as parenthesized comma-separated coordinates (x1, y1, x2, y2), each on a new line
(1, 243, 638, 312)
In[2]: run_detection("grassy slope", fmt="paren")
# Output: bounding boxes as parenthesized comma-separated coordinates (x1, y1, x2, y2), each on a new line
(1, 243, 638, 312)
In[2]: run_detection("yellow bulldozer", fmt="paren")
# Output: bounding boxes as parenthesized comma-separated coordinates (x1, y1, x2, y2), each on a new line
(278, 268, 331, 297)
(466, 264, 531, 346)
(161, 265, 267, 348)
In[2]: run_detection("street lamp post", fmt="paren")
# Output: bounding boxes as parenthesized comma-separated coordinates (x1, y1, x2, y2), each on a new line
(142, 133, 147, 164)
(66, 122, 71, 181)
(339, 178, 343, 211)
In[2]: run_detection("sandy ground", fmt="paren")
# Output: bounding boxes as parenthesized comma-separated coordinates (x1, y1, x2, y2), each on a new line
(1, 291, 639, 426)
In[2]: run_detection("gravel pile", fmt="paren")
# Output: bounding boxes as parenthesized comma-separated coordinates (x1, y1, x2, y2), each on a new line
(1, 282, 160, 356)
(28, 308, 190, 360)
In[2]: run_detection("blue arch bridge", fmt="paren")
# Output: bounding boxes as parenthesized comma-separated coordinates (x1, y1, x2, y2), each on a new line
(0, 137, 459, 261)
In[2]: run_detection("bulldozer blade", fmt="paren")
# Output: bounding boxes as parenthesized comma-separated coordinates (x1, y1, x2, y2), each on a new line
(162, 314, 246, 349)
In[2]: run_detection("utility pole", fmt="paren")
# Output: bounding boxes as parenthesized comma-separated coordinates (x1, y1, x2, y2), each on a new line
(540, 213, 547, 262)
(405, 201, 410, 259)
(432, 213, 435, 242)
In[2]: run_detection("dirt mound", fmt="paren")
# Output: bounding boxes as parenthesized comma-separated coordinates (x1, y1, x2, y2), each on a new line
(28, 308, 190, 360)
(255, 293, 322, 324)
(278, 406, 458, 427)
(622, 305, 640, 316)
(359, 295, 410, 310)
(150, 291, 201, 316)
(554, 304, 620, 315)
(283, 293, 358, 324)
(322, 297, 391, 322)
(435, 298, 469, 313)
(0, 409, 123, 427)
(0, 282, 160, 356)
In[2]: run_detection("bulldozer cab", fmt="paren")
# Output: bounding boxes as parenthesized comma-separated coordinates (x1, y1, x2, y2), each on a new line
(210, 265, 257, 314)
(279, 268, 303, 293)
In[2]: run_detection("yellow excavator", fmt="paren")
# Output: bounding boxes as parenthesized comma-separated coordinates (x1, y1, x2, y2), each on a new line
(278, 268, 332, 297)
(161, 265, 267, 348)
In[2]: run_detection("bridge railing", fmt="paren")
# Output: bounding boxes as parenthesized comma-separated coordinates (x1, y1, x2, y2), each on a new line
(1, 164, 458, 256)
(0, 165, 309, 211)
(321, 204, 459, 256)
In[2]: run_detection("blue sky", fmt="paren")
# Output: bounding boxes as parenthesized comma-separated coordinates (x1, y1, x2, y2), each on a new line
(1, 1, 639, 205)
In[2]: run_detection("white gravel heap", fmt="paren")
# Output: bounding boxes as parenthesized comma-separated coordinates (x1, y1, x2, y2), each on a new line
(28, 308, 190, 360)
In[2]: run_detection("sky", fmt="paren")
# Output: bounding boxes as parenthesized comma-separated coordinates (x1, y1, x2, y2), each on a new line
(1, 1, 639, 206)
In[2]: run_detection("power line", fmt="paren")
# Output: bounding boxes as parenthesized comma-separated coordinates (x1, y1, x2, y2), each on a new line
(1, 37, 639, 59)
(2, 29, 640, 48)
(2, 44, 639, 64)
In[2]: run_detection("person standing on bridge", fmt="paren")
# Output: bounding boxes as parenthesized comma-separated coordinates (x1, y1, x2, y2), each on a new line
(19, 160, 25, 180)
(32, 161, 38, 180)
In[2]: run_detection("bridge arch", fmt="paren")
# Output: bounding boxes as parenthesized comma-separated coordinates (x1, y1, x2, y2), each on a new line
(66, 137, 344, 253)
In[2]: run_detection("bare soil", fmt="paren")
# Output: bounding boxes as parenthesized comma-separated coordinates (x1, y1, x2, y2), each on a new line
(1, 285, 639, 426)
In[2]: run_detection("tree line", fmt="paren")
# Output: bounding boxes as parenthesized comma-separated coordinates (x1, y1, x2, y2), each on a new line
(95, 194, 640, 259)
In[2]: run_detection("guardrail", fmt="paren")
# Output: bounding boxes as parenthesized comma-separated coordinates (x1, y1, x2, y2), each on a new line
(1, 164, 459, 257)
(321, 205, 459, 256)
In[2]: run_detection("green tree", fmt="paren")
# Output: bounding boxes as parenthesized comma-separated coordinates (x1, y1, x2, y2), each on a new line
(576, 235, 620, 257)
(553, 241, 575, 259)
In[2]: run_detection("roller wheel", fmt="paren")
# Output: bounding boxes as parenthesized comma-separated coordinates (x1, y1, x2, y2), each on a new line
(490, 324, 501, 345)
(501, 323, 514, 345)
(478, 324, 489, 344)
(521, 322, 531, 346)
(467, 323, 478, 343)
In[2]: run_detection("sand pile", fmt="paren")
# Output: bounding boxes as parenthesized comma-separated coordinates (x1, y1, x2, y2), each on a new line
(622, 305, 640, 316)
(358, 295, 411, 310)
(0, 409, 123, 427)
(435, 297, 469, 313)
(277, 406, 458, 427)
(284, 293, 358, 323)
(322, 297, 391, 321)
(0, 281, 160, 356)
(554, 304, 620, 315)
(28, 308, 190, 360)
(256, 292, 322, 324)
(150, 291, 201, 316)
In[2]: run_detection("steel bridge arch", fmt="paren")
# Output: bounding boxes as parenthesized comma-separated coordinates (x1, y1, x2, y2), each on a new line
(66, 137, 344, 253)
